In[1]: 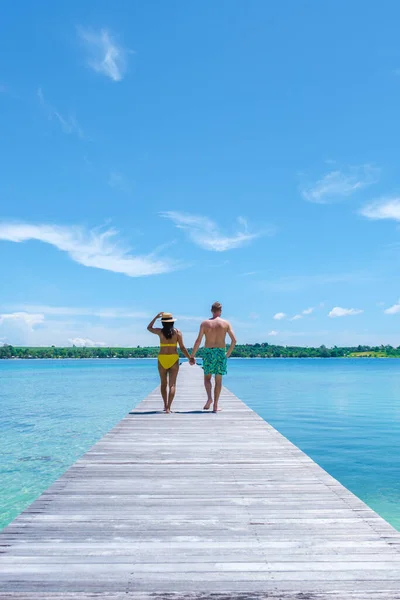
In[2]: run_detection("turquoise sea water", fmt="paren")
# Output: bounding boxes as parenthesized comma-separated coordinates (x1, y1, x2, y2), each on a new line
(1, 358, 400, 530)
(228, 358, 400, 530)
(0, 359, 158, 529)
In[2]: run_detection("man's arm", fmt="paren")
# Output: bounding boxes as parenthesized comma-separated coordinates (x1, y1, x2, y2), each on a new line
(226, 322, 237, 358)
(190, 323, 205, 360)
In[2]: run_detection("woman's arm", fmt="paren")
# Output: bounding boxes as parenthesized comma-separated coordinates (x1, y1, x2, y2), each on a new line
(176, 330, 191, 361)
(147, 312, 163, 334)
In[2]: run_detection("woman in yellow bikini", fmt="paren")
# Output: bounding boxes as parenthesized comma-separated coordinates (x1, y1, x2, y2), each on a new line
(147, 312, 192, 413)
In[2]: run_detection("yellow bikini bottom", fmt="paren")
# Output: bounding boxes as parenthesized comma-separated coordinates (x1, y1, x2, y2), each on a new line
(158, 354, 179, 370)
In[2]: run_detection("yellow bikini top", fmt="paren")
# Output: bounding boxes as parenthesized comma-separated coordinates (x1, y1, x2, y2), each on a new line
(160, 343, 177, 347)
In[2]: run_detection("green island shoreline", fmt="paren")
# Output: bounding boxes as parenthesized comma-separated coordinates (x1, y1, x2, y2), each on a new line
(1, 344, 400, 359)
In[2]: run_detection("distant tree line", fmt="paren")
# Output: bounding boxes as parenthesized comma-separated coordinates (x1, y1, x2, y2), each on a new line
(1, 343, 400, 359)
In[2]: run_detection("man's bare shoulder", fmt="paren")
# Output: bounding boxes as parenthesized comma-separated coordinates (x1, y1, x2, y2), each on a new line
(212, 317, 230, 329)
(220, 318, 231, 329)
(201, 318, 230, 329)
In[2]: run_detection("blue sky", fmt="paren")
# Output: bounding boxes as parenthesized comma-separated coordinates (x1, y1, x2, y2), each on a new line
(1, 0, 400, 348)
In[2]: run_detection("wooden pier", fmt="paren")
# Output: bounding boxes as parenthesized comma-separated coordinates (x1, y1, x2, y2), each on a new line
(1, 363, 400, 599)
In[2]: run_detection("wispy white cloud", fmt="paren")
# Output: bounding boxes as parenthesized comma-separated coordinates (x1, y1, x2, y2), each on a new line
(1, 316, 160, 348)
(37, 88, 85, 139)
(0, 312, 46, 346)
(175, 315, 204, 323)
(290, 306, 316, 321)
(12, 305, 150, 319)
(78, 28, 128, 82)
(8, 305, 208, 324)
(161, 211, 263, 252)
(1, 311, 203, 347)
(261, 272, 374, 292)
(0, 312, 44, 328)
(290, 305, 318, 321)
(301, 165, 379, 204)
(273, 312, 286, 320)
(268, 330, 278, 336)
(384, 302, 400, 315)
(264, 329, 332, 343)
(328, 306, 363, 318)
(360, 197, 400, 222)
(0, 222, 177, 277)
(69, 337, 107, 347)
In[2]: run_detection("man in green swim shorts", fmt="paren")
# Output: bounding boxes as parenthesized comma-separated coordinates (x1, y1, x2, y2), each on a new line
(190, 302, 236, 412)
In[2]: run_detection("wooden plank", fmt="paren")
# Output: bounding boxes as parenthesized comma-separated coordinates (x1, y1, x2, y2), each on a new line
(1, 594, 400, 600)
(1, 363, 400, 599)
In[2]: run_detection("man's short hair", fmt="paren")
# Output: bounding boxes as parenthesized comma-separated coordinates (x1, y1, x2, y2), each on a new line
(211, 301, 222, 312)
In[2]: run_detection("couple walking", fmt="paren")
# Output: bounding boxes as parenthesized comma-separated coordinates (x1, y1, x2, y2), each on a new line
(147, 302, 236, 413)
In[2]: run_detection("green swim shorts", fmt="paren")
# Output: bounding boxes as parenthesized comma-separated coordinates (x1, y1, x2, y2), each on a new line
(202, 347, 227, 376)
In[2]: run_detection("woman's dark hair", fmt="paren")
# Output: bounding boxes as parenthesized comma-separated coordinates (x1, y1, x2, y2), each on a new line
(161, 321, 175, 340)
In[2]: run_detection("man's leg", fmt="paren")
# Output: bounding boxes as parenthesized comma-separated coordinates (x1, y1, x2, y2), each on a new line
(213, 374, 223, 412)
(203, 374, 213, 409)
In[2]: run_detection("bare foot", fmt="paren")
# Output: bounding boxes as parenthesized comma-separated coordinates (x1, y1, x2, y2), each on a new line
(203, 400, 213, 410)
(166, 408, 171, 414)
(212, 407, 222, 413)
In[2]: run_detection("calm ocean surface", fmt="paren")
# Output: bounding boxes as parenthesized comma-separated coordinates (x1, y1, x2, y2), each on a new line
(1, 358, 399, 530)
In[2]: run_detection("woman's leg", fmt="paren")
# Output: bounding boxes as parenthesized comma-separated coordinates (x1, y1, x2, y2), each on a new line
(166, 361, 179, 413)
(157, 362, 168, 411)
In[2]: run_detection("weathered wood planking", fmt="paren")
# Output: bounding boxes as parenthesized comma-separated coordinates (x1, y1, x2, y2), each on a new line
(1, 363, 400, 599)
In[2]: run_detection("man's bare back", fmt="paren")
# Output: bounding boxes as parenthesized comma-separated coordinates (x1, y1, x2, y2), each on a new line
(202, 317, 230, 348)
